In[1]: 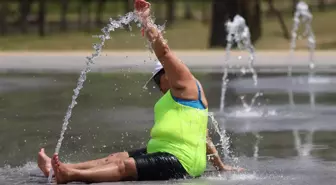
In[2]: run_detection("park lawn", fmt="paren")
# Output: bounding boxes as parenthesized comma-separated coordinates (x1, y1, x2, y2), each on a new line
(1, 9, 336, 51)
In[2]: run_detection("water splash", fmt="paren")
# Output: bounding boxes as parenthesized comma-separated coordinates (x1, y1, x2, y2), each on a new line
(48, 12, 140, 182)
(229, 15, 257, 86)
(208, 112, 231, 159)
(220, 15, 259, 112)
(219, 19, 235, 112)
(290, 1, 316, 81)
(239, 92, 263, 113)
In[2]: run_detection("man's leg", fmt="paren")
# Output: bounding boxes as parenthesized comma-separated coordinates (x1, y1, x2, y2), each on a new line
(51, 154, 137, 184)
(65, 152, 129, 169)
(38, 148, 143, 177)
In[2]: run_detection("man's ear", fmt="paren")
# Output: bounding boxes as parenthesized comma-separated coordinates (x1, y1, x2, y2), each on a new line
(164, 74, 169, 80)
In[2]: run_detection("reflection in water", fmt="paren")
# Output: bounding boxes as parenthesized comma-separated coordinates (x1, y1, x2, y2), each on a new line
(253, 132, 262, 160)
(288, 90, 295, 108)
(293, 130, 315, 157)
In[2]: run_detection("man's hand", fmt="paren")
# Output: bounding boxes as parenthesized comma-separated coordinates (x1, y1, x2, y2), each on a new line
(208, 154, 245, 172)
(134, 0, 151, 23)
(219, 164, 245, 172)
(206, 129, 245, 173)
(134, 0, 152, 36)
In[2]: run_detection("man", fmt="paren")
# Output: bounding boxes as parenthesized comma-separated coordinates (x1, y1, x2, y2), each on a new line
(37, 0, 243, 183)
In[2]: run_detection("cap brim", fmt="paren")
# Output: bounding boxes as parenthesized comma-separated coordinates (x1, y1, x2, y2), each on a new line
(143, 68, 163, 90)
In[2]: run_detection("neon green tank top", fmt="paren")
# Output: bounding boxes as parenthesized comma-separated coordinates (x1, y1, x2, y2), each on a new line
(147, 90, 208, 177)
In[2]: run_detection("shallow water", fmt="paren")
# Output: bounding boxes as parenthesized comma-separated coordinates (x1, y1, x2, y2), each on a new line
(1, 71, 336, 185)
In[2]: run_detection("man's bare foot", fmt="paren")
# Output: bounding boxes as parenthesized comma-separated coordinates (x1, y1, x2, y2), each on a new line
(51, 153, 74, 184)
(38, 148, 52, 177)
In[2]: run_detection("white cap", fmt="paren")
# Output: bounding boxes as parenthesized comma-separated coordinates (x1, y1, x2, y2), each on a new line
(143, 61, 164, 89)
(152, 61, 163, 76)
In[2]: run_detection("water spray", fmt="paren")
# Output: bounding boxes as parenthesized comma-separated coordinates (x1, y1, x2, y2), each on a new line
(48, 12, 140, 182)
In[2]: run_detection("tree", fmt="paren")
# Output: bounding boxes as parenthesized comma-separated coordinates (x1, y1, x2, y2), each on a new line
(0, 1, 8, 35)
(60, 0, 69, 32)
(18, 0, 34, 34)
(78, 0, 92, 31)
(292, 0, 299, 14)
(184, 1, 193, 20)
(96, 0, 107, 26)
(267, 0, 290, 39)
(240, 0, 262, 43)
(209, 0, 262, 48)
(37, 0, 46, 37)
(124, 0, 133, 14)
(209, 0, 235, 48)
(318, 0, 326, 12)
(165, 0, 175, 27)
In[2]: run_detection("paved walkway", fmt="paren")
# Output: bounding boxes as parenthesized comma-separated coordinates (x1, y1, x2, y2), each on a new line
(0, 51, 335, 73)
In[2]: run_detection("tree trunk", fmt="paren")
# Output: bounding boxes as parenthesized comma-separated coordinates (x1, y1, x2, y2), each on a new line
(209, 0, 261, 48)
(267, 0, 290, 39)
(184, 1, 193, 20)
(242, 0, 262, 43)
(60, 0, 69, 32)
(38, 0, 46, 37)
(77, 2, 84, 30)
(85, 0, 92, 31)
(96, 0, 107, 26)
(0, 1, 8, 35)
(292, 0, 299, 15)
(209, 0, 237, 48)
(318, 0, 326, 12)
(153, 0, 165, 25)
(210, 0, 262, 48)
(201, 1, 208, 24)
(19, 0, 34, 34)
(125, 0, 133, 14)
(165, 0, 175, 27)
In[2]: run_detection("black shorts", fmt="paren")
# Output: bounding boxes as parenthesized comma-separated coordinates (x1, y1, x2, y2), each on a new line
(128, 148, 188, 181)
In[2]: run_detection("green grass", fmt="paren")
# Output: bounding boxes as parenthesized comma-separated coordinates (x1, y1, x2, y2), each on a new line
(1, 8, 336, 51)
